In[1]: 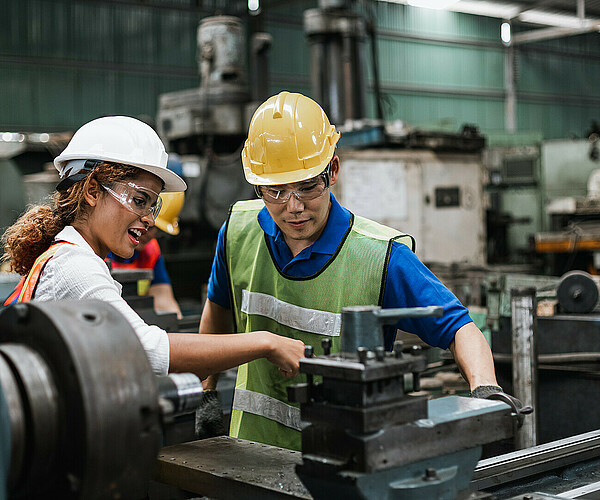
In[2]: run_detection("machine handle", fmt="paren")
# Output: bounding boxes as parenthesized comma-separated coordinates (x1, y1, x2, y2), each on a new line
(374, 306, 444, 323)
(487, 392, 534, 428)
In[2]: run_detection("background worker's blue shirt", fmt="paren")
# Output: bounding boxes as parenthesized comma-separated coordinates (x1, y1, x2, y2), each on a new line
(207, 194, 472, 350)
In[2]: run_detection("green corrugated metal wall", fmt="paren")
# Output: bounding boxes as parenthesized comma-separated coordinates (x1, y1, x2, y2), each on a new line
(0, 0, 201, 130)
(1, 0, 600, 139)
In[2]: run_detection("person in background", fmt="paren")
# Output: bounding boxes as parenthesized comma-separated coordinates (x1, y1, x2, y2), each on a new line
(200, 91, 509, 451)
(2, 115, 304, 380)
(109, 191, 184, 318)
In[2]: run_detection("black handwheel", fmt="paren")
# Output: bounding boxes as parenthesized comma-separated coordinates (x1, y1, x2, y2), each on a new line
(557, 270, 599, 314)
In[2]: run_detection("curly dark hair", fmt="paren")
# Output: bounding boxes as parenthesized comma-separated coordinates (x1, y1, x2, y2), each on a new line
(2, 162, 141, 275)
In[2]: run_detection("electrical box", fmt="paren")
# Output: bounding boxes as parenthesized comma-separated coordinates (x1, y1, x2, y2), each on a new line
(334, 149, 485, 265)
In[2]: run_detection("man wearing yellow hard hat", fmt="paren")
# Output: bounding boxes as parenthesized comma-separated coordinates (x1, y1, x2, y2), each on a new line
(109, 191, 184, 318)
(200, 91, 503, 451)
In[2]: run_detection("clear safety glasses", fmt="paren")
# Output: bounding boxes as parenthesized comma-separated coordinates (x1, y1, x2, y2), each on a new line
(255, 165, 331, 204)
(102, 181, 163, 219)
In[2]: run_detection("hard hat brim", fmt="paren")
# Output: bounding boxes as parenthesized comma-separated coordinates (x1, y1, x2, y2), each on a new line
(54, 154, 187, 192)
(141, 164, 187, 192)
(155, 220, 180, 235)
(243, 162, 330, 186)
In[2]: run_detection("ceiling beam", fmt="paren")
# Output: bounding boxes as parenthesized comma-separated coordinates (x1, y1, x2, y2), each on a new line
(513, 22, 600, 44)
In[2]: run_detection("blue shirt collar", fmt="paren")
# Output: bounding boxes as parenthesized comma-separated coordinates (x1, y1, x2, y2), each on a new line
(257, 193, 352, 257)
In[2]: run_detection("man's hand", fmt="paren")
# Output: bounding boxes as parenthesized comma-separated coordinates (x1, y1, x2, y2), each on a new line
(195, 390, 227, 439)
(263, 333, 305, 378)
(471, 384, 524, 409)
(470, 384, 505, 399)
(471, 385, 533, 427)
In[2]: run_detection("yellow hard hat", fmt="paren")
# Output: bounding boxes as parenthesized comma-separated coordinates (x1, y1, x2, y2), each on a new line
(155, 191, 184, 235)
(241, 91, 340, 186)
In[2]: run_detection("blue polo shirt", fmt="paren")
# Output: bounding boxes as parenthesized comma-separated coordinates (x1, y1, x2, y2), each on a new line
(207, 194, 471, 350)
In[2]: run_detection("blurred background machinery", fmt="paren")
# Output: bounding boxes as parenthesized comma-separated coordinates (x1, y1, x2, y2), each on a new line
(154, 15, 270, 305)
(304, 1, 488, 267)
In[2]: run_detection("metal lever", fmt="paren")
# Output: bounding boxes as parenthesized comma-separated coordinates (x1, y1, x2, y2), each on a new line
(373, 306, 443, 321)
(487, 392, 534, 428)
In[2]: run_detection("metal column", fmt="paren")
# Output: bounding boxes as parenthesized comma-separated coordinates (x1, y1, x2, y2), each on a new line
(510, 287, 538, 449)
(504, 44, 516, 132)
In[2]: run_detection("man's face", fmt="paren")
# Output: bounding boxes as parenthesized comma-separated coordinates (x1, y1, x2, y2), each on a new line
(261, 156, 339, 256)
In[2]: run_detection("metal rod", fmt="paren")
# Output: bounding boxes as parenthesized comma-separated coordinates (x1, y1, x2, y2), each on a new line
(504, 44, 516, 132)
(577, 0, 586, 21)
(472, 430, 600, 490)
(374, 306, 443, 320)
(493, 352, 600, 364)
(557, 479, 600, 498)
(513, 24, 600, 44)
(511, 287, 538, 449)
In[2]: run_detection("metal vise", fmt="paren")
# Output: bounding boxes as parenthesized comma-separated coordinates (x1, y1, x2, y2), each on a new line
(288, 305, 517, 500)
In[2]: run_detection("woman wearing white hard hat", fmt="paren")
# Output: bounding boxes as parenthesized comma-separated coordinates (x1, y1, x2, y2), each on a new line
(2, 116, 304, 378)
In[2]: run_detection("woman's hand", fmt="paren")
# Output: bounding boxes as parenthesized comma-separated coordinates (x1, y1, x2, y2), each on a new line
(262, 332, 305, 378)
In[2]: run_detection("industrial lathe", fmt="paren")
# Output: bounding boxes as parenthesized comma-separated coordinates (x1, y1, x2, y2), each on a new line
(2, 301, 600, 499)
(0, 300, 203, 500)
(154, 305, 600, 500)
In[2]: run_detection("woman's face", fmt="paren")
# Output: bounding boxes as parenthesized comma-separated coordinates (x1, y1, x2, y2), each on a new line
(87, 171, 163, 259)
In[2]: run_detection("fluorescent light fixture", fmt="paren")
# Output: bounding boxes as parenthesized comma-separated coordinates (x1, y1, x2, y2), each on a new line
(452, 1, 522, 19)
(248, 0, 259, 12)
(501, 22, 511, 44)
(379, 0, 523, 19)
(377, 0, 600, 31)
(519, 10, 587, 28)
(0, 133, 25, 142)
(407, 0, 459, 9)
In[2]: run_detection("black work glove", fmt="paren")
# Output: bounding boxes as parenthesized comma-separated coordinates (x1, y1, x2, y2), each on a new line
(471, 385, 504, 399)
(471, 385, 533, 427)
(195, 390, 227, 439)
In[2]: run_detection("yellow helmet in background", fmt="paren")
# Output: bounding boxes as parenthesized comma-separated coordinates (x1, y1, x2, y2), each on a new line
(241, 91, 340, 186)
(155, 191, 184, 235)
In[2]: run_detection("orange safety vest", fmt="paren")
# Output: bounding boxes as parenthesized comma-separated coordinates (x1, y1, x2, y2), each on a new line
(109, 238, 161, 271)
(3, 241, 74, 306)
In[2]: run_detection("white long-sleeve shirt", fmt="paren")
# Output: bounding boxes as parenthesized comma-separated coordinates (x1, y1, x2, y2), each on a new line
(33, 226, 170, 374)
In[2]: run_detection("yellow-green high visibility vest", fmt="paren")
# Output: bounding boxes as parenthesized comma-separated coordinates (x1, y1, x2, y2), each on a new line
(225, 199, 414, 450)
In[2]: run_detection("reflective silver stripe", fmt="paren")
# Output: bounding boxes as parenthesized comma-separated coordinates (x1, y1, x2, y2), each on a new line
(241, 289, 341, 336)
(233, 388, 302, 431)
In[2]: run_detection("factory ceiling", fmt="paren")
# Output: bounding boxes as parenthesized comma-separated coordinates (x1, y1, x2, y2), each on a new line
(384, 0, 600, 44)
(517, 0, 600, 16)
(386, 0, 600, 18)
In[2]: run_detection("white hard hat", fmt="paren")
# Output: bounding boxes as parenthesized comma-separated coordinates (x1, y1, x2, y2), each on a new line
(54, 116, 187, 192)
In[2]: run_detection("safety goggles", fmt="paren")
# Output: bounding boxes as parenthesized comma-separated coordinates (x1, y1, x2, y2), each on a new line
(255, 165, 331, 204)
(102, 181, 163, 218)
